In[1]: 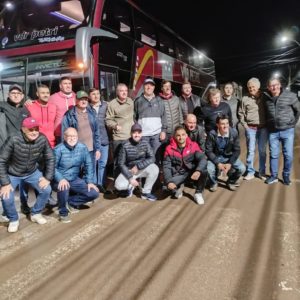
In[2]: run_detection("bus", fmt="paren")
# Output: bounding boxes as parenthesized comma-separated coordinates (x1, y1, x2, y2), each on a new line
(0, 0, 215, 101)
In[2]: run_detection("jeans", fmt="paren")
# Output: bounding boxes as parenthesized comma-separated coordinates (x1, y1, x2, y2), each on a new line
(95, 144, 109, 187)
(53, 177, 99, 217)
(115, 164, 159, 194)
(143, 134, 161, 156)
(269, 128, 295, 178)
(207, 157, 246, 185)
(245, 127, 268, 175)
(1, 169, 52, 221)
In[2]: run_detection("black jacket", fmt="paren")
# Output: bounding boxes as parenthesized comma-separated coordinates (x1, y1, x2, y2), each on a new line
(117, 138, 155, 179)
(205, 128, 240, 166)
(185, 125, 206, 151)
(0, 132, 55, 185)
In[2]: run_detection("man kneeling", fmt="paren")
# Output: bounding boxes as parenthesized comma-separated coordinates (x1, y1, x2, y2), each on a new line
(115, 123, 159, 201)
(163, 126, 207, 205)
(53, 128, 99, 223)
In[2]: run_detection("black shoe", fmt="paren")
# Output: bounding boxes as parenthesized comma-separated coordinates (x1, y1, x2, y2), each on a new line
(97, 185, 107, 193)
(283, 176, 291, 186)
(20, 204, 31, 215)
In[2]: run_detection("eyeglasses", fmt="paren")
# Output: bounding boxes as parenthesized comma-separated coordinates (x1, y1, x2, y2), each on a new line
(10, 92, 23, 95)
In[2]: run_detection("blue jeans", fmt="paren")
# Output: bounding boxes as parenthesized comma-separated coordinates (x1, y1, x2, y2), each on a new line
(207, 157, 246, 185)
(1, 170, 52, 221)
(143, 134, 161, 156)
(269, 128, 295, 178)
(95, 144, 109, 186)
(245, 127, 268, 175)
(53, 177, 99, 217)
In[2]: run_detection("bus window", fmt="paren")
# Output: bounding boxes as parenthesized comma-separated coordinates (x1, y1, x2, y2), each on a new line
(99, 68, 118, 101)
(102, 1, 132, 36)
(175, 40, 189, 63)
(157, 30, 175, 57)
(134, 12, 157, 48)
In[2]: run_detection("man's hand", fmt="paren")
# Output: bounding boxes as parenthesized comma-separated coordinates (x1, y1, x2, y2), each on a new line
(95, 150, 101, 161)
(0, 184, 13, 199)
(160, 131, 166, 141)
(39, 177, 50, 189)
(58, 179, 70, 191)
(191, 171, 201, 181)
(217, 163, 227, 173)
(130, 166, 139, 175)
(224, 163, 232, 173)
(167, 182, 177, 190)
(87, 183, 99, 192)
(129, 178, 139, 187)
(24, 99, 34, 106)
(115, 125, 122, 131)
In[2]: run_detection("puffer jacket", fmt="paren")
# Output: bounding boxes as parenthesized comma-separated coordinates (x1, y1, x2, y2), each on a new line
(185, 125, 206, 151)
(0, 132, 55, 186)
(117, 138, 155, 179)
(53, 141, 93, 183)
(205, 127, 240, 166)
(263, 89, 300, 131)
(179, 94, 203, 119)
(163, 136, 207, 184)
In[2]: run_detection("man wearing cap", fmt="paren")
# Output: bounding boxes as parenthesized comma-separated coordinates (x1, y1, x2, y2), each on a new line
(134, 77, 167, 156)
(62, 90, 101, 182)
(115, 123, 159, 201)
(0, 117, 55, 232)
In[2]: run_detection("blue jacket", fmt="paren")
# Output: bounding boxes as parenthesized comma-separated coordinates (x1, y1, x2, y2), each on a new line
(91, 102, 109, 146)
(61, 106, 101, 151)
(54, 141, 94, 183)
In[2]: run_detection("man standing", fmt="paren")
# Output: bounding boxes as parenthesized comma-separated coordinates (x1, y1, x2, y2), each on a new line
(263, 77, 300, 185)
(238, 78, 268, 180)
(115, 123, 159, 201)
(206, 115, 245, 192)
(134, 77, 167, 155)
(163, 126, 207, 205)
(222, 82, 240, 128)
(53, 128, 99, 223)
(0, 117, 54, 232)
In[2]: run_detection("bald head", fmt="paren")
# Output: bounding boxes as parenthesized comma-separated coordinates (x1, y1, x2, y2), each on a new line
(185, 114, 197, 131)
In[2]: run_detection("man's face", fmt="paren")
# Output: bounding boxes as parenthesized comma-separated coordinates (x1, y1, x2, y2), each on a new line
(59, 79, 72, 94)
(209, 92, 221, 107)
(36, 87, 50, 103)
(76, 98, 89, 109)
(8, 89, 24, 105)
(117, 86, 128, 102)
(143, 83, 155, 97)
(185, 116, 197, 131)
(64, 129, 78, 147)
(247, 82, 259, 97)
(22, 126, 40, 141)
(174, 129, 187, 146)
(217, 119, 229, 135)
(182, 84, 192, 96)
(223, 84, 233, 97)
(268, 79, 281, 97)
(89, 90, 101, 104)
(162, 82, 172, 95)
(131, 130, 142, 142)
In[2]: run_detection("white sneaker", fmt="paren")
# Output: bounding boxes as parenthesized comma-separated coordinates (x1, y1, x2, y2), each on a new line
(174, 184, 184, 199)
(8, 220, 19, 233)
(1, 215, 9, 222)
(244, 174, 255, 180)
(194, 193, 205, 205)
(31, 214, 47, 225)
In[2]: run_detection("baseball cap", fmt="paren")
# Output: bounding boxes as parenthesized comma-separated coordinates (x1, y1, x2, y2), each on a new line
(9, 84, 23, 93)
(76, 90, 89, 99)
(22, 117, 40, 129)
(131, 123, 142, 132)
(143, 77, 155, 85)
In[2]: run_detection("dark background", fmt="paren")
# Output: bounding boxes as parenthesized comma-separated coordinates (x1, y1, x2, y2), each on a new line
(134, 0, 300, 88)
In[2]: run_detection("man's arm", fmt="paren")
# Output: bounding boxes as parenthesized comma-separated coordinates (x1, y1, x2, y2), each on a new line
(0, 137, 14, 186)
(42, 138, 55, 181)
(105, 102, 118, 129)
(136, 142, 155, 170)
(117, 143, 133, 180)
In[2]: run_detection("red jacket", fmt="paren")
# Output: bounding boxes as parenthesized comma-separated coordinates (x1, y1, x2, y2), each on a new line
(27, 101, 57, 148)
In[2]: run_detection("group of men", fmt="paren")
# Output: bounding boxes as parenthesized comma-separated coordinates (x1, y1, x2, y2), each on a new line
(0, 74, 299, 233)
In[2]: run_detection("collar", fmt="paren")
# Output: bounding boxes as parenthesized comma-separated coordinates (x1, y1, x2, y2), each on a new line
(217, 130, 229, 137)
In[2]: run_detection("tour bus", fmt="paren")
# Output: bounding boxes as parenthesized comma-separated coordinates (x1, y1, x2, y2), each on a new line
(0, 0, 215, 101)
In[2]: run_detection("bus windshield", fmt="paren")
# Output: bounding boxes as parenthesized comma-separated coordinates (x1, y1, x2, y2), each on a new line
(0, 0, 94, 50)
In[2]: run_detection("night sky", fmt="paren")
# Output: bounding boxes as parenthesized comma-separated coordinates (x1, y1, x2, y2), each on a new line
(134, 0, 300, 87)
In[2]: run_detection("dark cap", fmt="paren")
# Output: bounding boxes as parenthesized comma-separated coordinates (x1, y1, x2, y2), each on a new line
(76, 90, 89, 99)
(22, 117, 40, 129)
(143, 77, 155, 85)
(131, 123, 142, 132)
(9, 84, 23, 93)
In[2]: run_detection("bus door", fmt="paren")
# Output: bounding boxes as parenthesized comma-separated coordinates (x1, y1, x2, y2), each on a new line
(98, 65, 118, 102)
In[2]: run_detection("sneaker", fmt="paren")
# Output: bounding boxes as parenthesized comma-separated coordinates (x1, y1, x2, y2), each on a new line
(283, 177, 292, 186)
(59, 215, 72, 223)
(1, 215, 9, 222)
(265, 176, 278, 185)
(98, 185, 107, 194)
(141, 193, 157, 202)
(126, 186, 135, 198)
(227, 183, 238, 191)
(66, 202, 80, 214)
(244, 173, 255, 180)
(194, 193, 204, 205)
(48, 195, 58, 206)
(8, 220, 19, 233)
(30, 214, 47, 225)
(174, 184, 184, 199)
(20, 204, 31, 215)
(256, 173, 267, 181)
(209, 183, 218, 192)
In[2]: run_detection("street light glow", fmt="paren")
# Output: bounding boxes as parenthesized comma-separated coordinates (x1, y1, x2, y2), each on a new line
(4, 1, 14, 10)
(273, 72, 281, 78)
